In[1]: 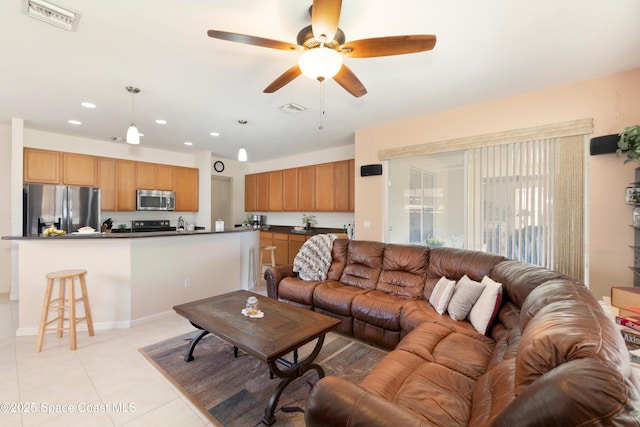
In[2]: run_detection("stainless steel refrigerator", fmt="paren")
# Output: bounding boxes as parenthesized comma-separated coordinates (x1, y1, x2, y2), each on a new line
(23, 184, 101, 236)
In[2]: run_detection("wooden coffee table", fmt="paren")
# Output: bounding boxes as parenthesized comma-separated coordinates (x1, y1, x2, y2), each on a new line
(173, 290, 340, 425)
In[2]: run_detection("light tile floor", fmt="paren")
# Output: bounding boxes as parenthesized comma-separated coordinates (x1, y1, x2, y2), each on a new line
(0, 288, 263, 427)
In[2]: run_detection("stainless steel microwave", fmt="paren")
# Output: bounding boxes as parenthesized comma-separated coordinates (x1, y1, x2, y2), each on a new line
(136, 189, 175, 211)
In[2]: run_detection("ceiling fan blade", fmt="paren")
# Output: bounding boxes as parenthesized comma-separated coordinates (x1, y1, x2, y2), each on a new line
(333, 64, 367, 98)
(342, 35, 436, 58)
(311, 0, 342, 42)
(263, 65, 302, 93)
(207, 30, 301, 51)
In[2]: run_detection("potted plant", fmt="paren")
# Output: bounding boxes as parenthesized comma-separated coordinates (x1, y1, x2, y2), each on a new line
(302, 213, 317, 231)
(426, 236, 444, 249)
(617, 125, 640, 163)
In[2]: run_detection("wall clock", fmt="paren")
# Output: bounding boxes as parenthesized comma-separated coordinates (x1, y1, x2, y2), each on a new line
(213, 161, 225, 172)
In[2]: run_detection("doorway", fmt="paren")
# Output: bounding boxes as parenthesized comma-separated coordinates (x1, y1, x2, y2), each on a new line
(211, 176, 232, 228)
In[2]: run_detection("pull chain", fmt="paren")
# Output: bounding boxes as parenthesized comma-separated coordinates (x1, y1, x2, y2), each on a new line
(319, 80, 325, 130)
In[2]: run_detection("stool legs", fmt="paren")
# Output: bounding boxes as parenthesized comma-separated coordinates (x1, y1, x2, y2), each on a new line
(36, 270, 94, 352)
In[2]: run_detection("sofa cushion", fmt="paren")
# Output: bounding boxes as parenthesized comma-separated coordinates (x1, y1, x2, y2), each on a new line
(360, 322, 494, 426)
(313, 280, 371, 316)
(376, 244, 428, 298)
(469, 359, 516, 426)
(429, 276, 456, 315)
(468, 276, 503, 335)
(327, 238, 349, 281)
(277, 277, 321, 306)
(339, 240, 385, 290)
(400, 299, 477, 336)
(492, 358, 640, 427)
(489, 260, 569, 308)
(352, 290, 407, 331)
(447, 275, 485, 321)
(515, 298, 631, 397)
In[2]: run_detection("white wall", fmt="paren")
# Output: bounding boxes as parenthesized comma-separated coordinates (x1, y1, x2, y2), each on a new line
(0, 123, 12, 293)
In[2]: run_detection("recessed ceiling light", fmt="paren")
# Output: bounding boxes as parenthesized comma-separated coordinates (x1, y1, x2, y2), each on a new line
(210, 132, 220, 137)
(81, 102, 96, 109)
(184, 141, 193, 146)
(155, 119, 167, 125)
(68, 119, 81, 125)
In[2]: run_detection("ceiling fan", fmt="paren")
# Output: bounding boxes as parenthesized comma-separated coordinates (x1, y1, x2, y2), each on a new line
(207, 0, 436, 97)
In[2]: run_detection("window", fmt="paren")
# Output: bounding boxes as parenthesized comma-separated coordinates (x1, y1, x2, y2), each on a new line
(383, 120, 590, 280)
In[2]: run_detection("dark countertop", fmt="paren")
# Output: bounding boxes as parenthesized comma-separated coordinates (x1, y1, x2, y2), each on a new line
(260, 225, 346, 235)
(2, 227, 258, 241)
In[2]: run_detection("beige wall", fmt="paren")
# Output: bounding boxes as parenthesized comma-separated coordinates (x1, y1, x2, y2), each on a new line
(355, 68, 640, 299)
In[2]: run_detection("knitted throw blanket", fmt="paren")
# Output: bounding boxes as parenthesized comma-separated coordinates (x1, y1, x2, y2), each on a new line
(293, 234, 337, 281)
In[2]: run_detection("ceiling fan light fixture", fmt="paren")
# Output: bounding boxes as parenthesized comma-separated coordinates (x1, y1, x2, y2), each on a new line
(238, 147, 248, 162)
(299, 47, 342, 81)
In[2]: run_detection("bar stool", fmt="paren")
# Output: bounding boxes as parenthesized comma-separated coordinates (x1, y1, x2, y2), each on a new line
(256, 246, 276, 288)
(36, 269, 95, 352)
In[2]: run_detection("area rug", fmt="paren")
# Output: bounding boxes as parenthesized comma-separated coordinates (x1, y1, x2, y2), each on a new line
(140, 331, 388, 426)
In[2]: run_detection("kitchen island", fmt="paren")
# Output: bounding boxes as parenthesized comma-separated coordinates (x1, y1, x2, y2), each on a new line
(3, 228, 259, 336)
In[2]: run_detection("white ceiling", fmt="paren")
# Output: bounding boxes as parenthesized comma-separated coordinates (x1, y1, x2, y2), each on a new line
(2, 0, 640, 161)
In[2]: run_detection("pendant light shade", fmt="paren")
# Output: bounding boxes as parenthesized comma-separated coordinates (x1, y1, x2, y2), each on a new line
(126, 124, 140, 144)
(125, 86, 141, 145)
(299, 47, 343, 81)
(238, 147, 247, 162)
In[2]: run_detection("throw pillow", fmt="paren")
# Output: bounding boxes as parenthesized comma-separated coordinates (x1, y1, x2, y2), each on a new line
(447, 275, 486, 321)
(429, 276, 456, 315)
(469, 276, 503, 335)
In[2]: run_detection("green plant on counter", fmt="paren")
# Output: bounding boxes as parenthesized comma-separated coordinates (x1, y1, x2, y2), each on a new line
(302, 213, 317, 227)
(617, 125, 640, 163)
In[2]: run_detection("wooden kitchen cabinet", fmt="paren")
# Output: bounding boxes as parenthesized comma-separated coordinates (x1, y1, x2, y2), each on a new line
(297, 165, 316, 212)
(62, 152, 97, 186)
(268, 170, 283, 211)
(24, 148, 60, 184)
(173, 166, 199, 211)
(256, 172, 269, 212)
(315, 162, 335, 211)
(283, 168, 298, 211)
(334, 159, 353, 212)
(260, 231, 273, 248)
(116, 160, 137, 211)
(155, 164, 173, 190)
(137, 162, 173, 190)
(288, 233, 307, 264)
(273, 232, 290, 265)
(98, 157, 117, 211)
(245, 174, 257, 211)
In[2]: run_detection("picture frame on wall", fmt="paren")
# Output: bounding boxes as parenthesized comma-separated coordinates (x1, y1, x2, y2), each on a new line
(626, 186, 640, 205)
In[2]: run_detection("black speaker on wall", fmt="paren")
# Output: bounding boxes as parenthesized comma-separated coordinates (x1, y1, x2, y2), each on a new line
(361, 164, 383, 176)
(589, 134, 619, 156)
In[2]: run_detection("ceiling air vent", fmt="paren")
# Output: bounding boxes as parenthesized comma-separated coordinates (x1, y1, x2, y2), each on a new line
(23, 0, 80, 31)
(279, 103, 306, 114)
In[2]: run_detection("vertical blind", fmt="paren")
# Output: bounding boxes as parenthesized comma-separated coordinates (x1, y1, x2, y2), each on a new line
(465, 135, 584, 280)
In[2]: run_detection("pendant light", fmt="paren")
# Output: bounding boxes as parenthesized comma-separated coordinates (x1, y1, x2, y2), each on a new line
(125, 86, 140, 145)
(237, 119, 248, 161)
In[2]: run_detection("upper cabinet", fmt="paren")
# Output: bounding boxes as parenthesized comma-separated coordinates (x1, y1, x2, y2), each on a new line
(98, 157, 117, 211)
(62, 152, 97, 186)
(24, 148, 199, 212)
(24, 148, 60, 184)
(244, 159, 354, 212)
(283, 168, 298, 211)
(173, 166, 199, 211)
(137, 162, 173, 190)
(116, 160, 137, 211)
(245, 174, 257, 212)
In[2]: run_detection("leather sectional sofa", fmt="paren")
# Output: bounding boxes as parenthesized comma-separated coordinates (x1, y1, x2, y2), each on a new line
(265, 240, 640, 426)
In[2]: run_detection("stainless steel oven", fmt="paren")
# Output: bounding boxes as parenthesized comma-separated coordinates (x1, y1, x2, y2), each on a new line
(136, 189, 175, 211)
